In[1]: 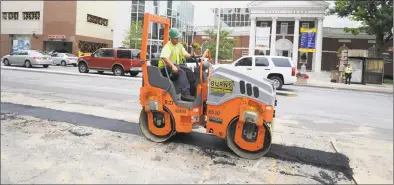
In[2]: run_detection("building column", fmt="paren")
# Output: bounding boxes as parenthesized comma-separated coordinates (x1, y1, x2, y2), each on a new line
(270, 17, 277, 56)
(248, 15, 256, 56)
(314, 17, 324, 72)
(292, 17, 300, 67)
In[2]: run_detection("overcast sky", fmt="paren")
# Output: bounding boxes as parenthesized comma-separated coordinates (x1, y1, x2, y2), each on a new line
(190, 1, 362, 28)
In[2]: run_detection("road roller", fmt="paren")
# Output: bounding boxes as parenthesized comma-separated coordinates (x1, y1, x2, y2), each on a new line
(138, 13, 277, 159)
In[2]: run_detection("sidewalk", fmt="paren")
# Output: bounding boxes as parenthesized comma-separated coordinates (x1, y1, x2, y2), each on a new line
(296, 80, 393, 94)
(294, 71, 393, 94)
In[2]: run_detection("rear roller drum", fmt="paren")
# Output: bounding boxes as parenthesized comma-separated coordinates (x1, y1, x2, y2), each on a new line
(226, 116, 272, 160)
(139, 108, 175, 143)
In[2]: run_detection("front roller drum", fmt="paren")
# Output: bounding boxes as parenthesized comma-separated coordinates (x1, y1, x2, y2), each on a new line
(139, 108, 175, 143)
(226, 117, 272, 160)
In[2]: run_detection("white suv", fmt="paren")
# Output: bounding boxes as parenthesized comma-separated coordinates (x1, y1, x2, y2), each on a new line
(215, 56, 297, 90)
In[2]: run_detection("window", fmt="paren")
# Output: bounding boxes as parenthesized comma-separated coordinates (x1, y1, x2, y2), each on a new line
(2, 12, 19, 20)
(272, 58, 292, 67)
(260, 22, 268, 27)
(65, 53, 76, 57)
(22, 11, 40, 20)
(87, 14, 108, 26)
(94, 49, 114, 58)
(236, 57, 252, 66)
(255, 57, 269, 66)
(117, 50, 132, 59)
(101, 49, 114, 57)
(131, 49, 140, 58)
(301, 23, 309, 29)
(280, 23, 288, 34)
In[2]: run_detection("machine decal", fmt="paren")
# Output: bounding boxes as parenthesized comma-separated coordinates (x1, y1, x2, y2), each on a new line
(208, 117, 223, 124)
(164, 100, 174, 105)
(175, 109, 186, 113)
(208, 110, 220, 116)
(210, 78, 234, 94)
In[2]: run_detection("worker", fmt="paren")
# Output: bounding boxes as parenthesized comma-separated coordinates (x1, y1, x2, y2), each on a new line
(159, 28, 195, 101)
(344, 63, 353, 85)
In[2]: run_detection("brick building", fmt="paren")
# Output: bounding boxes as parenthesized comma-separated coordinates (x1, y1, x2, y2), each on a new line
(1, 1, 115, 56)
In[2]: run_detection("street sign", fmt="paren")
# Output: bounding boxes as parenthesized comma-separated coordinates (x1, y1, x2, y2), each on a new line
(299, 28, 316, 52)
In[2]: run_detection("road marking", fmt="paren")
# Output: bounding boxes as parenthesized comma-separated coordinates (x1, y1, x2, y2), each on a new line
(267, 158, 277, 184)
(198, 162, 212, 184)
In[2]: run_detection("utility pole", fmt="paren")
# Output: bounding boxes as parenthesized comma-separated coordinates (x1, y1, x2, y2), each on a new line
(214, 6, 221, 65)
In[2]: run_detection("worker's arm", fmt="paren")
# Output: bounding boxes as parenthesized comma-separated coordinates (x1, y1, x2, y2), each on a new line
(160, 45, 178, 72)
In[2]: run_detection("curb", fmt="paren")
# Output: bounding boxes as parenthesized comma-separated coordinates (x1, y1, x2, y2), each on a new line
(295, 84, 393, 94)
(276, 91, 297, 97)
(1, 66, 142, 81)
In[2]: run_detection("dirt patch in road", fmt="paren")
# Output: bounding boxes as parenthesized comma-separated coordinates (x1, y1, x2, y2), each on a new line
(1, 113, 354, 184)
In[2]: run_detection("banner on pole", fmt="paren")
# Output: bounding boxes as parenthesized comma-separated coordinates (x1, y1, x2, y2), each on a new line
(299, 28, 316, 53)
(255, 27, 270, 50)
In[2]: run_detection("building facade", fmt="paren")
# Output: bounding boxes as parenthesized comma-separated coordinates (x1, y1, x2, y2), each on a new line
(1, 1, 115, 56)
(113, 0, 194, 54)
(193, 1, 393, 72)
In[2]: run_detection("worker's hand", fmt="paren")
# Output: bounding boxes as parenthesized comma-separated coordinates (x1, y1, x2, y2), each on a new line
(172, 65, 179, 73)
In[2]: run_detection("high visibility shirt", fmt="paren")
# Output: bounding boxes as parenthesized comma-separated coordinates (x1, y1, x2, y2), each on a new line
(344, 66, 353, 74)
(158, 42, 188, 68)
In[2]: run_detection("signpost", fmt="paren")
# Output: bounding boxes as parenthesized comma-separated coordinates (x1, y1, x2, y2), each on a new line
(255, 27, 270, 51)
(299, 28, 316, 53)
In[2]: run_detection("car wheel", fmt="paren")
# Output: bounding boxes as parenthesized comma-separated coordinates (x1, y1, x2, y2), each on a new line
(61, 61, 67, 66)
(73, 64, 77, 67)
(270, 76, 283, 90)
(129, 71, 139, 77)
(113, 66, 124, 76)
(78, 62, 89, 73)
(3, 59, 10, 66)
(24, 60, 32, 68)
(43, 65, 49, 68)
(97, 71, 104, 74)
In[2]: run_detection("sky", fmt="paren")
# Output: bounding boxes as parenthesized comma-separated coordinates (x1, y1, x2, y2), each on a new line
(190, 1, 362, 28)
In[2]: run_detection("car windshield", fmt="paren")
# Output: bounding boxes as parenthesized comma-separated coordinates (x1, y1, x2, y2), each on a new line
(65, 53, 76, 57)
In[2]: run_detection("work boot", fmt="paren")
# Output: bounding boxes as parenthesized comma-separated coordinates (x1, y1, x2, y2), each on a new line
(181, 92, 195, 102)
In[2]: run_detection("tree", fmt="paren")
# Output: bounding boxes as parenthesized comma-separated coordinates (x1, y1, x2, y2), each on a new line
(202, 28, 236, 60)
(328, 0, 393, 57)
(121, 21, 143, 49)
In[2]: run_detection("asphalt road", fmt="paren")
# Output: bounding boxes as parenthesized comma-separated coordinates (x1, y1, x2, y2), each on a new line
(1, 67, 393, 183)
(1, 67, 392, 131)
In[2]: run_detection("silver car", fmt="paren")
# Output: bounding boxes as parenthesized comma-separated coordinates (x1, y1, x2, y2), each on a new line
(51, 53, 78, 67)
(2, 50, 53, 68)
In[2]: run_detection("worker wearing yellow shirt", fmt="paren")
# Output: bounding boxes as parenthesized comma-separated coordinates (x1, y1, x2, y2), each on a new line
(159, 28, 195, 101)
(344, 63, 353, 85)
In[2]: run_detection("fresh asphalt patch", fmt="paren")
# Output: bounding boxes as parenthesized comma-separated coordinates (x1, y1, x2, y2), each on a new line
(1, 102, 354, 183)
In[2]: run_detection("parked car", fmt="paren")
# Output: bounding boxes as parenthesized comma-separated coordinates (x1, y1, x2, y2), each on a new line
(215, 56, 297, 90)
(77, 48, 143, 76)
(51, 53, 78, 67)
(2, 50, 53, 68)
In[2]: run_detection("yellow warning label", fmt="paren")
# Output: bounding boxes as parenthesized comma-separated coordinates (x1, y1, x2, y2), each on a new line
(210, 78, 234, 94)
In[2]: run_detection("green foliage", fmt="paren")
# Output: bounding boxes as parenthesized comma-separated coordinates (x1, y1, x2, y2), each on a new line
(191, 42, 201, 49)
(203, 28, 236, 60)
(327, 0, 393, 56)
(180, 41, 187, 49)
(121, 21, 143, 49)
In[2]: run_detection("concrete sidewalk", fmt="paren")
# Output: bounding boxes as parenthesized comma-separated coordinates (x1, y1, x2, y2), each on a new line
(296, 81, 393, 94)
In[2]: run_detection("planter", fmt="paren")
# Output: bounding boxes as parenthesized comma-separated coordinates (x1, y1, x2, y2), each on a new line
(296, 77, 308, 84)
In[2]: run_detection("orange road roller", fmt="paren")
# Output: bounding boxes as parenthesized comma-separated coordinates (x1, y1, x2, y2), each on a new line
(139, 13, 277, 159)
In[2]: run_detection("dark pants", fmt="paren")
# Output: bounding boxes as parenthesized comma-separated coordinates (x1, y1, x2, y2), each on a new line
(345, 73, 352, 84)
(161, 65, 190, 94)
